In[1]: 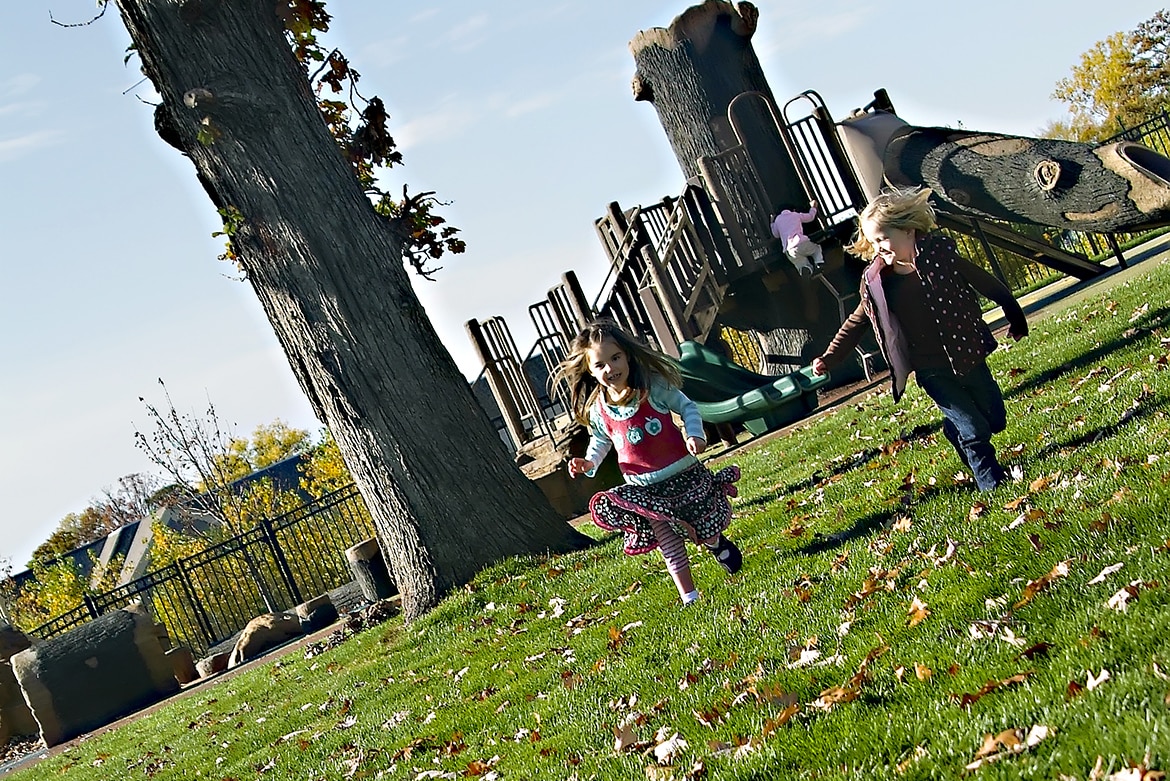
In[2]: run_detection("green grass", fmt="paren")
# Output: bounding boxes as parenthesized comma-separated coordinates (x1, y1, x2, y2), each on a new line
(15, 260, 1170, 780)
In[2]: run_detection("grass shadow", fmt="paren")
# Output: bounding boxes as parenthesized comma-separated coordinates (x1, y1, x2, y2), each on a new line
(1004, 306, 1170, 400)
(735, 422, 943, 513)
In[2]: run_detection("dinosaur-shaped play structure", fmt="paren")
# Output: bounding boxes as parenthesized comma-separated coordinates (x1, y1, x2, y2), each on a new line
(466, 0, 1170, 516)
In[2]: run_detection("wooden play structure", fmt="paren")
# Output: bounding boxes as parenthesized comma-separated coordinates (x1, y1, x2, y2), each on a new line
(466, 1, 1170, 516)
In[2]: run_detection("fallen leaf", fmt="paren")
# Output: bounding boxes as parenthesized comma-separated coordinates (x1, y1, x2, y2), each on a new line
(897, 745, 929, 775)
(1003, 495, 1029, 512)
(1088, 563, 1124, 585)
(1029, 474, 1053, 493)
(1107, 580, 1152, 612)
(965, 725, 1052, 770)
(1014, 560, 1071, 609)
(1016, 642, 1053, 661)
(1086, 669, 1111, 691)
(908, 596, 930, 627)
(613, 722, 641, 753)
(652, 732, 688, 765)
(957, 672, 1034, 709)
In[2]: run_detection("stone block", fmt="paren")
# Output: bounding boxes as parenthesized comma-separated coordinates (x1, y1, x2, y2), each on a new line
(9, 604, 178, 747)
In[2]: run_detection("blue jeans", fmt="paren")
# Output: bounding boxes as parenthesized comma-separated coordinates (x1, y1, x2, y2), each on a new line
(916, 363, 1007, 491)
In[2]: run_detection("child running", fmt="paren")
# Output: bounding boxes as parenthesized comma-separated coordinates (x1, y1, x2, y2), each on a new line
(555, 320, 742, 605)
(812, 186, 1029, 491)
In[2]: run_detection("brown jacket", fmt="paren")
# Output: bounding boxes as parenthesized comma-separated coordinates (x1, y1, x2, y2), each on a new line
(821, 232, 1028, 401)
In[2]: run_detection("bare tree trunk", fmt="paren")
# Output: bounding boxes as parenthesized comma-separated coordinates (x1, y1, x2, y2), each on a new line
(629, 0, 801, 212)
(113, 0, 590, 620)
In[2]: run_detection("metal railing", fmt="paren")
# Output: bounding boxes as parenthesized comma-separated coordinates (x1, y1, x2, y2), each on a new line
(27, 484, 375, 657)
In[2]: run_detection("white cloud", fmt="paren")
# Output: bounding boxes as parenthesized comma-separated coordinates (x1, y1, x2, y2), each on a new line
(504, 92, 562, 119)
(393, 101, 481, 150)
(1, 74, 40, 98)
(443, 12, 490, 52)
(359, 34, 411, 68)
(0, 130, 65, 162)
(756, 8, 870, 56)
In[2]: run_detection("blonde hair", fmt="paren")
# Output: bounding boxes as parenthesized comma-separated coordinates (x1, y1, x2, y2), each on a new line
(551, 320, 681, 426)
(846, 186, 937, 259)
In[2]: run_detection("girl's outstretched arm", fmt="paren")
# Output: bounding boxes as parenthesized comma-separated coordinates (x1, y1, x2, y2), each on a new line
(953, 255, 1029, 340)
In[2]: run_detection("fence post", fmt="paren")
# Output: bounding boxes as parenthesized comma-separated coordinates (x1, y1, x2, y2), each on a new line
(260, 518, 304, 607)
(175, 559, 217, 650)
(82, 594, 100, 620)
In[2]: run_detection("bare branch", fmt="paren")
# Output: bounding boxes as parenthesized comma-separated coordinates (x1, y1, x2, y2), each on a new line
(49, 0, 109, 28)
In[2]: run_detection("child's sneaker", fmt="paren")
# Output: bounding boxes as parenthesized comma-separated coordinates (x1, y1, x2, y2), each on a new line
(708, 536, 742, 575)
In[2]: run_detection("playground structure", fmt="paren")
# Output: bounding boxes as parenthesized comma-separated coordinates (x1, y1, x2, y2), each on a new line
(465, 0, 1170, 515)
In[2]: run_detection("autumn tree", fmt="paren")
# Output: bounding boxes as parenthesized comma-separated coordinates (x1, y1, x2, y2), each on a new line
(108, 0, 590, 621)
(1049, 13, 1170, 141)
(28, 472, 161, 566)
(134, 381, 311, 534)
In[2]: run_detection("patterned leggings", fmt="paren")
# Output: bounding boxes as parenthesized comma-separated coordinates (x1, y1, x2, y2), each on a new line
(651, 517, 716, 584)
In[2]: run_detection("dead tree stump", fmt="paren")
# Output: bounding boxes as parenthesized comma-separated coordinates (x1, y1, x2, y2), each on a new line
(629, 0, 801, 211)
(346, 538, 397, 603)
(9, 605, 178, 746)
(0, 624, 37, 743)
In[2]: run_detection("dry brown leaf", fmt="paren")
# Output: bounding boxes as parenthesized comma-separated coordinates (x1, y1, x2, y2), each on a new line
(914, 663, 933, 681)
(1107, 580, 1154, 612)
(1003, 495, 1029, 511)
(1016, 642, 1053, 661)
(1014, 560, 1071, 609)
(969, 502, 988, 522)
(613, 722, 641, 753)
(908, 596, 930, 627)
(831, 551, 850, 573)
(762, 704, 800, 734)
(1029, 474, 1053, 493)
(896, 745, 929, 775)
(958, 671, 1034, 709)
(965, 725, 1052, 770)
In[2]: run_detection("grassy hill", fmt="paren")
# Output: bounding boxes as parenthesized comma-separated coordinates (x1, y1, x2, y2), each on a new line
(13, 258, 1170, 780)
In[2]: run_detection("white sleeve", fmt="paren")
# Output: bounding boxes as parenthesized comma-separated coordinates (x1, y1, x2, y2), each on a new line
(651, 379, 705, 441)
(583, 406, 612, 476)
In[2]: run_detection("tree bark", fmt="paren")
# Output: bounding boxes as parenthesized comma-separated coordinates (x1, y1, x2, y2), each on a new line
(113, 0, 590, 621)
(884, 127, 1170, 233)
(629, 0, 802, 212)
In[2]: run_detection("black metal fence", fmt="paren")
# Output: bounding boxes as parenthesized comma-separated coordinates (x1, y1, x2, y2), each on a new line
(28, 483, 375, 657)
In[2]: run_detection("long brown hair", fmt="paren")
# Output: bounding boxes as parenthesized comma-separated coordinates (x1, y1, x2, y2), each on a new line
(551, 320, 681, 426)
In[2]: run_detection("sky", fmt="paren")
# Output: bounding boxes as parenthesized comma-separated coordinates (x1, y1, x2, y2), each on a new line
(1, 0, 1163, 569)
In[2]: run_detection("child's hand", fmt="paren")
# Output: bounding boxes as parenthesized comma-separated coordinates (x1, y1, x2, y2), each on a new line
(812, 356, 828, 376)
(567, 458, 594, 478)
(686, 437, 707, 456)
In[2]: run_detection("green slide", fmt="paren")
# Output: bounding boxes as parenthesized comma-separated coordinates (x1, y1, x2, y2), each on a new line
(676, 341, 830, 436)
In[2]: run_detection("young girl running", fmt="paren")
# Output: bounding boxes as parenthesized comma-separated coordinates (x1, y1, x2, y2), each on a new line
(812, 186, 1029, 491)
(555, 321, 743, 605)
